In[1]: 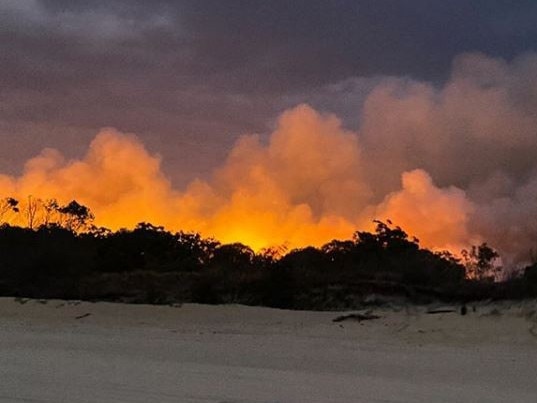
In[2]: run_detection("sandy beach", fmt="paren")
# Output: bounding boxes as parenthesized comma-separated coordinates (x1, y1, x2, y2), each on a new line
(1, 297, 537, 402)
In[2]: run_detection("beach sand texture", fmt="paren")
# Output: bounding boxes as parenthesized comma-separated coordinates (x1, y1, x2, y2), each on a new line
(1, 297, 537, 402)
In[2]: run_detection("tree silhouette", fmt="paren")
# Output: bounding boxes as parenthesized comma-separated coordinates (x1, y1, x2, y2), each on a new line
(57, 200, 94, 232)
(0, 197, 19, 224)
(462, 243, 500, 281)
(0, 201, 524, 306)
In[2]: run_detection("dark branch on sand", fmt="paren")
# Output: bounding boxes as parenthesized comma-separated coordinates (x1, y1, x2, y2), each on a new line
(332, 313, 381, 322)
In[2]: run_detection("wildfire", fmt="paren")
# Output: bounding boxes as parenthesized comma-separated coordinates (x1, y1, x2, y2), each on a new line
(0, 105, 476, 253)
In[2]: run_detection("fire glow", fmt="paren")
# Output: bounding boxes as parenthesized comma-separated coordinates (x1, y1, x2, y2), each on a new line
(0, 106, 475, 253)
(2, 53, 537, 262)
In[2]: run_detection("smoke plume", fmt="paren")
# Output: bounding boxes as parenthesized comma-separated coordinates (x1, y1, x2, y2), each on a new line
(2, 52, 537, 262)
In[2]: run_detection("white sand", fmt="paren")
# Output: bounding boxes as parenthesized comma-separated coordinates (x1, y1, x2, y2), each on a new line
(1, 298, 537, 402)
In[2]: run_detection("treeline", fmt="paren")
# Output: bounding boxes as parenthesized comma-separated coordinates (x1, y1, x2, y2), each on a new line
(1, 197, 537, 309)
(0, 197, 94, 231)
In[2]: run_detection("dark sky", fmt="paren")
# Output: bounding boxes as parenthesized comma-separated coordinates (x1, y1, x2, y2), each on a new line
(2, 0, 537, 185)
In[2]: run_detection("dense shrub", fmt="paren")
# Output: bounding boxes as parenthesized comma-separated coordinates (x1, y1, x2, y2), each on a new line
(0, 217, 528, 308)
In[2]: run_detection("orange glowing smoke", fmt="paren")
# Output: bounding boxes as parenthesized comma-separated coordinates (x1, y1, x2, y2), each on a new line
(5, 52, 537, 261)
(0, 105, 476, 252)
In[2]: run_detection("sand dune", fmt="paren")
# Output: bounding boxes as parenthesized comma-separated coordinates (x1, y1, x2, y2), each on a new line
(1, 297, 537, 402)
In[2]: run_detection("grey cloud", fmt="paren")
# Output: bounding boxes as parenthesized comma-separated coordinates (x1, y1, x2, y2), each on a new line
(360, 52, 537, 195)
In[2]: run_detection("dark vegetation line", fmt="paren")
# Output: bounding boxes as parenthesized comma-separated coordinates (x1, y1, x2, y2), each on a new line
(1, 197, 537, 309)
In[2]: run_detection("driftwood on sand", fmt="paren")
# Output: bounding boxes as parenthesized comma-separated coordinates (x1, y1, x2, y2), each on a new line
(332, 313, 381, 322)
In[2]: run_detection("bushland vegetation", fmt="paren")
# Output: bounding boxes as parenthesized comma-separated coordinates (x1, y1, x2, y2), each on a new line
(1, 197, 536, 309)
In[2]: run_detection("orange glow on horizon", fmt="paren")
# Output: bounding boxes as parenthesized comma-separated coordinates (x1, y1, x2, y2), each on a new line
(0, 105, 477, 253)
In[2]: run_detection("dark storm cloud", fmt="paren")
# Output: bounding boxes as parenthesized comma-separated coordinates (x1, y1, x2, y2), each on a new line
(1, 0, 537, 184)
(167, 0, 537, 87)
(3, 0, 537, 94)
